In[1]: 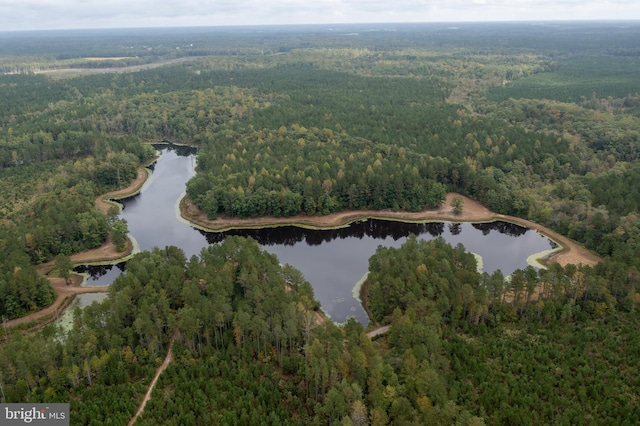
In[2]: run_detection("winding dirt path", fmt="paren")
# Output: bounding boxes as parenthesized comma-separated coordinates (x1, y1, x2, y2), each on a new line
(128, 333, 178, 426)
(4, 277, 109, 330)
(5, 167, 150, 331)
(94, 168, 149, 215)
(367, 325, 391, 339)
(182, 193, 602, 268)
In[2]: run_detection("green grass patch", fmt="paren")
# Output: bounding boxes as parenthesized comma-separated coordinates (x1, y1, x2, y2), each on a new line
(489, 56, 640, 102)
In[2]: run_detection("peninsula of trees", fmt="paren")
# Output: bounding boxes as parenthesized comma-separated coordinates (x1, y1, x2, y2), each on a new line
(1, 22, 639, 424)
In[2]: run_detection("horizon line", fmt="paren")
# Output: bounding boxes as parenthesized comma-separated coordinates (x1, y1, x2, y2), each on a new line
(2, 18, 639, 35)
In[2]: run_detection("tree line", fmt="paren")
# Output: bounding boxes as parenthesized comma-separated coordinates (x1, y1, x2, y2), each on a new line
(2, 236, 638, 424)
(0, 23, 638, 423)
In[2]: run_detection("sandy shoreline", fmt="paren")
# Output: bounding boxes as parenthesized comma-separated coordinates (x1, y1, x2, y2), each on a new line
(6, 161, 601, 331)
(181, 193, 602, 268)
(4, 167, 150, 331)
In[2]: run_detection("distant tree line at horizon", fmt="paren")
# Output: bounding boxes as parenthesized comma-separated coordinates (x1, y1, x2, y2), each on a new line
(0, 24, 639, 424)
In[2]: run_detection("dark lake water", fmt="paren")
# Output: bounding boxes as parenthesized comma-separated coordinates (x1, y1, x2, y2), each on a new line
(77, 145, 558, 324)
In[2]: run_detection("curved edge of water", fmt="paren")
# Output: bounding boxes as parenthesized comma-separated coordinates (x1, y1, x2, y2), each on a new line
(180, 210, 508, 234)
(320, 307, 333, 324)
(78, 233, 141, 286)
(104, 166, 155, 213)
(175, 191, 355, 235)
(101, 197, 126, 214)
(78, 161, 156, 283)
(525, 231, 564, 270)
(176, 191, 576, 280)
(75, 271, 91, 287)
(175, 191, 197, 228)
(352, 272, 369, 303)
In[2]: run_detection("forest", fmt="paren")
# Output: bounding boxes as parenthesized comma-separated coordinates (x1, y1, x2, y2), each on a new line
(1, 21, 640, 424)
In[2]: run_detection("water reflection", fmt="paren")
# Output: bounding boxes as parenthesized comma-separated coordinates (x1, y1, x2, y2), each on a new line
(76, 145, 558, 325)
(75, 262, 126, 287)
(449, 223, 462, 235)
(472, 221, 529, 237)
(201, 220, 456, 246)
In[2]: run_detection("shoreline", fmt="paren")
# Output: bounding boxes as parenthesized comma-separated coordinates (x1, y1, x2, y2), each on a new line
(4, 161, 154, 332)
(180, 191, 602, 328)
(180, 192, 602, 268)
(7, 152, 602, 331)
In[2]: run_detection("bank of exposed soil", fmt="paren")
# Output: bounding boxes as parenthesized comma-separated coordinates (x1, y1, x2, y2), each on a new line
(182, 193, 602, 268)
(9, 166, 601, 332)
(5, 166, 150, 331)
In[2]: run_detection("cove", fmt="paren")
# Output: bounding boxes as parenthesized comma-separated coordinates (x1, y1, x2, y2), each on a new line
(76, 145, 558, 324)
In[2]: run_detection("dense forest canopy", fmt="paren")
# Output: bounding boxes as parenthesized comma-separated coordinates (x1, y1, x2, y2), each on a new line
(1, 21, 640, 424)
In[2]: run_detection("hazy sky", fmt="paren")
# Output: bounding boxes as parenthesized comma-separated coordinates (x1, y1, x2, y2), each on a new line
(1, 0, 638, 32)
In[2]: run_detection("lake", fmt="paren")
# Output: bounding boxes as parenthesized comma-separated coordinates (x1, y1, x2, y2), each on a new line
(76, 145, 558, 324)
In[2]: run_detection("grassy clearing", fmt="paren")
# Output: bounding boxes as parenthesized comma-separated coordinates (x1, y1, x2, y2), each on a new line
(489, 56, 640, 102)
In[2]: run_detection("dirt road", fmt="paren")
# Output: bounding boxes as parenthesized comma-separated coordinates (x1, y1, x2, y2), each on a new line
(367, 325, 391, 339)
(128, 333, 178, 426)
(10, 168, 600, 332)
(4, 277, 109, 330)
(5, 167, 149, 331)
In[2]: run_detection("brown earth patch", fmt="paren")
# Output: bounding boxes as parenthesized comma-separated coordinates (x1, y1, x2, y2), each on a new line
(182, 192, 601, 268)
(128, 331, 178, 426)
(95, 168, 149, 215)
(8, 163, 601, 333)
(5, 166, 150, 332)
(3, 277, 109, 330)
